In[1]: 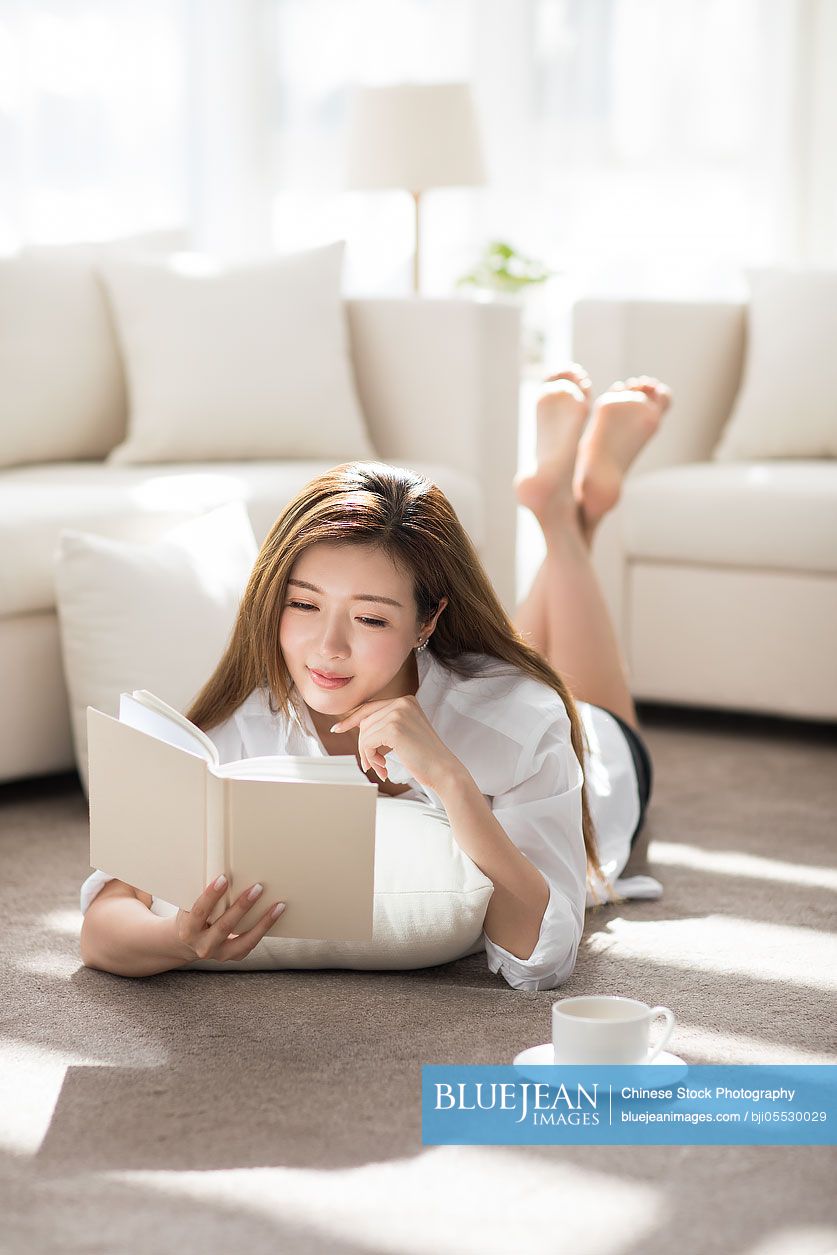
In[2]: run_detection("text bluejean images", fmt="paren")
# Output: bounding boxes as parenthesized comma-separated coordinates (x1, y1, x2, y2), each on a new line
(421, 1065, 837, 1146)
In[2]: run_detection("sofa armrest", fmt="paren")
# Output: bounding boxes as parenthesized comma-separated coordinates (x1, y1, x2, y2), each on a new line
(345, 298, 521, 612)
(572, 298, 747, 473)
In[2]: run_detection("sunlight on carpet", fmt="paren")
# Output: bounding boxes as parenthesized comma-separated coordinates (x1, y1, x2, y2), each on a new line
(585, 917, 837, 991)
(669, 1022, 833, 1065)
(0, 1038, 110, 1156)
(650, 843, 837, 891)
(103, 1152, 666, 1255)
(742, 1226, 837, 1255)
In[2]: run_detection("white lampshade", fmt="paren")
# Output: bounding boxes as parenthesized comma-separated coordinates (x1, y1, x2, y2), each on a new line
(344, 83, 488, 192)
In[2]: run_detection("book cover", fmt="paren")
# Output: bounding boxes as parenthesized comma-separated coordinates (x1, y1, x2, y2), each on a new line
(86, 695, 379, 941)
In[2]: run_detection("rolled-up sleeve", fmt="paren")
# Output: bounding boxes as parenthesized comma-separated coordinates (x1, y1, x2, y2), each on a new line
(80, 869, 117, 916)
(483, 714, 588, 992)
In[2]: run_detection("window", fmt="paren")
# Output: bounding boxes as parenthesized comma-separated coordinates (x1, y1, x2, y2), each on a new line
(2, 0, 833, 299)
(0, 0, 189, 251)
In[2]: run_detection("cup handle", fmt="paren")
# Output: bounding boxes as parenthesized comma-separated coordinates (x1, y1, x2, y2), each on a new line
(646, 1007, 675, 1062)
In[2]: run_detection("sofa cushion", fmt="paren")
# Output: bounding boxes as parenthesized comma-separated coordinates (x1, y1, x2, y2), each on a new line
(81, 795, 492, 973)
(0, 234, 191, 470)
(0, 253, 127, 467)
(622, 462, 837, 574)
(98, 241, 379, 464)
(712, 268, 837, 461)
(54, 502, 259, 796)
(0, 460, 484, 618)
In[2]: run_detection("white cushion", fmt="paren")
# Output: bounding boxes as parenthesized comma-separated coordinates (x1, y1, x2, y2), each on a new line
(53, 501, 258, 796)
(0, 233, 191, 469)
(81, 796, 492, 972)
(173, 797, 491, 972)
(0, 253, 127, 467)
(622, 461, 837, 573)
(98, 241, 379, 464)
(713, 268, 837, 461)
(0, 459, 483, 618)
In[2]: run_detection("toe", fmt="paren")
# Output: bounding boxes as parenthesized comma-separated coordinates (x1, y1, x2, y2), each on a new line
(633, 381, 661, 401)
(541, 367, 592, 403)
(538, 381, 586, 408)
(641, 380, 672, 412)
(544, 363, 591, 390)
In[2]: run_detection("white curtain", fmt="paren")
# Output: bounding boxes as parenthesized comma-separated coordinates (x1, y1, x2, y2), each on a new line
(0, 0, 190, 250)
(1, 0, 834, 298)
(269, 0, 837, 299)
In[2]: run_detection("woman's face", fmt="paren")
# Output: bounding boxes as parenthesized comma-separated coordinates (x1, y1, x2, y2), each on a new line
(278, 542, 442, 719)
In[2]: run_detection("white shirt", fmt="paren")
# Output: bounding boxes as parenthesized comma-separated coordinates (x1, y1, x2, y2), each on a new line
(80, 647, 662, 991)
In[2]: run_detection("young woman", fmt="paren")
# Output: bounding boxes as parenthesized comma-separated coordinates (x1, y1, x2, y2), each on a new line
(79, 364, 671, 989)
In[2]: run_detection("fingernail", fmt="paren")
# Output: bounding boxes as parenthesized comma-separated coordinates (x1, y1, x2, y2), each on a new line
(330, 724, 339, 732)
(214, 874, 227, 890)
(248, 882, 264, 901)
(271, 902, 286, 918)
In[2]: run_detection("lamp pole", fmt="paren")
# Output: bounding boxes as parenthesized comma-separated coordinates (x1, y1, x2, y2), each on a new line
(411, 190, 422, 294)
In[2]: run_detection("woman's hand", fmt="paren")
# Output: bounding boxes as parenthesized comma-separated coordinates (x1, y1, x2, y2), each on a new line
(172, 876, 286, 963)
(330, 695, 464, 794)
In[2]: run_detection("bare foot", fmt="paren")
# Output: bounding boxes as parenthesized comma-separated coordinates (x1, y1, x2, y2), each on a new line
(573, 376, 672, 533)
(514, 364, 592, 525)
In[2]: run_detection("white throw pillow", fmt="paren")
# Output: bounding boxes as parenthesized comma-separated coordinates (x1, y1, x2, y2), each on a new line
(0, 252, 127, 467)
(713, 268, 837, 461)
(97, 240, 379, 464)
(169, 796, 492, 972)
(0, 233, 191, 469)
(54, 501, 258, 796)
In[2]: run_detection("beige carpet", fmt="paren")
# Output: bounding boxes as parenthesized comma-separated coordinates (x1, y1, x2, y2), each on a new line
(1, 705, 836, 1255)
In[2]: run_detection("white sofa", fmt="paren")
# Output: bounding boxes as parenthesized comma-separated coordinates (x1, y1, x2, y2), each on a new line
(574, 298, 837, 723)
(0, 296, 521, 786)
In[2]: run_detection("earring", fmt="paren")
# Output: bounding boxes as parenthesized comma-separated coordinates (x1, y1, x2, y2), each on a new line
(415, 638, 428, 652)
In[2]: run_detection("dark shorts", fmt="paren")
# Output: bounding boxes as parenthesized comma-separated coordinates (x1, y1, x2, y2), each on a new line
(593, 706, 654, 848)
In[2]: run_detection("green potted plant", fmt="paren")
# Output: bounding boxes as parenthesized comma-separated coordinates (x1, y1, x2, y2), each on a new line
(456, 240, 560, 362)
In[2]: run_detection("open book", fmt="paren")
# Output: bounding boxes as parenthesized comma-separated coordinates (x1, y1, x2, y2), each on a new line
(86, 691, 379, 941)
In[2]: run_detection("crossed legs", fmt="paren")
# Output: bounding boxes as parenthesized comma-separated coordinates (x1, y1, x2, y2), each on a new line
(512, 366, 672, 732)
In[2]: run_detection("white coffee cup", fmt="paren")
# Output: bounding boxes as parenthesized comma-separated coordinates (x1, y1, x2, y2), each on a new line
(552, 995, 675, 1064)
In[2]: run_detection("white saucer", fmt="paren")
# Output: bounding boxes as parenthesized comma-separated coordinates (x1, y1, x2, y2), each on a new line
(513, 1043, 688, 1082)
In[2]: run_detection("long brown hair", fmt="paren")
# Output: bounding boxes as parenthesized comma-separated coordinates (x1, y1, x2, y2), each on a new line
(186, 461, 618, 904)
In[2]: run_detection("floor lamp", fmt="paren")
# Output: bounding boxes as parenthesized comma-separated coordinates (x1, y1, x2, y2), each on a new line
(344, 82, 487, 295)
